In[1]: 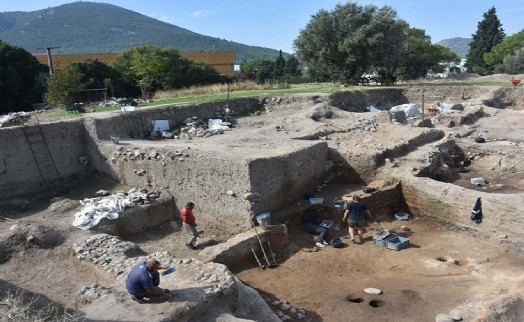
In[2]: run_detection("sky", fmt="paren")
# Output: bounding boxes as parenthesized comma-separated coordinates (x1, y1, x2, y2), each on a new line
(2, 1, 523, 53)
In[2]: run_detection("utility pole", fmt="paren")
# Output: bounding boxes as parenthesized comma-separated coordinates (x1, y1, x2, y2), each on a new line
(37, 47, 60, 75)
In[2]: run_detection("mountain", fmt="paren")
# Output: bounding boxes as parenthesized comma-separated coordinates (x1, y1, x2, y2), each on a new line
(437, 37, 471, 59)
(0, 2, 286, 63)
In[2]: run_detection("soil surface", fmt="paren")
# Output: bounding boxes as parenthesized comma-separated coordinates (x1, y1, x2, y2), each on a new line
(1, 75, 524, 321)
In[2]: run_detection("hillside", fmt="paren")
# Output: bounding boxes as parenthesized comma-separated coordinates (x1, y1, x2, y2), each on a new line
(437, 37, 471, 59)
(0, 1, 286, 63)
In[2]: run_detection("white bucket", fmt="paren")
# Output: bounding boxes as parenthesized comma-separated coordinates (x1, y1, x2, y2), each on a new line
(256, 212, 271, 230)
(470, 178, 485, 185)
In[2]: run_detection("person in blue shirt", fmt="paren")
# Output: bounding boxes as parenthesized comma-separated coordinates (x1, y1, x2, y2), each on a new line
(126, 259, 171, 303)
(303, 210, 329, 248)
(343, 195, 372, 244)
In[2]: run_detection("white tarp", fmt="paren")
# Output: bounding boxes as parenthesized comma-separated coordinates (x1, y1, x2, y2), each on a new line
(208, 119, 231, 131)
(72, 194, 135, 230)
(0, 112, 32, 127)
(390, 103, 421, 118)
(366, 105, 381, 112)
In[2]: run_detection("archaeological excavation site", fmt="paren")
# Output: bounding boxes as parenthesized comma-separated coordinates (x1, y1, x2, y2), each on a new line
(1, 76, 524, 321)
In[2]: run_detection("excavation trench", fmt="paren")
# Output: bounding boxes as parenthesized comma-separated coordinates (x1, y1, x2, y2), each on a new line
(2, 86, 524, 321)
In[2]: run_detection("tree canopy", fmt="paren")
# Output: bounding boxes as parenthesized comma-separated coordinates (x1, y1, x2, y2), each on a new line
(46, 67, 83, 106)
(68, 59, 125, 97)
(484, 29, 524, 68)
(113, 45, 221, 99)
(0, 41, 48, 113)
(397, 28, 459, 80)
(293, 2, 407, 84)
(465, 7, 505, 75)
(493, 48, 524, 74)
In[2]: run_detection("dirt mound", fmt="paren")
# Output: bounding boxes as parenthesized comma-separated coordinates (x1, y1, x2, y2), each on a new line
(4, 223, 63, 249)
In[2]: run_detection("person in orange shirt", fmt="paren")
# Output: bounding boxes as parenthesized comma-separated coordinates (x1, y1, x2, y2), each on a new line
(181, 202, 199, 250)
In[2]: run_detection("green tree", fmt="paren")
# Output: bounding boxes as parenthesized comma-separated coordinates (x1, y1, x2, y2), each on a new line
(68, 59, 125, 97)
(241, 58, 275, 83)
(180, 61, 222, 86)
(465, 7, 505, 75)
(46, 68, 84, 106)
(284, 55, 301, 76)
(114, 45, 221, 98)
(484, 30, 524, 68)
(397, 28, 459, 79)
(293, 2, 406, 84)
(274, 50, 286, 77)
(114, 45, 176, 99)
(0, 41, 48, 113)
(493, 48, 524, 74)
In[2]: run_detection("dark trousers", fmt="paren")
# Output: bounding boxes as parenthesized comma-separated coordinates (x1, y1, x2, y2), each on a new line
(306, 224, 329, 242)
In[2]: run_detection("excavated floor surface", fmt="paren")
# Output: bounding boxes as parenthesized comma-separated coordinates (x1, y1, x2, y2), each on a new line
(1, 78, 524, 321)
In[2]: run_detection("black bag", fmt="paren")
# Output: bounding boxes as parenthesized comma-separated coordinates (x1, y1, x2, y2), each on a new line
(470, 197, 483, 223)
(330, 237, 343, 248)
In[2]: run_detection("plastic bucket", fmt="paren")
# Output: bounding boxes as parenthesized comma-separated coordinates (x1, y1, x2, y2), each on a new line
(256, 212, 271, 230)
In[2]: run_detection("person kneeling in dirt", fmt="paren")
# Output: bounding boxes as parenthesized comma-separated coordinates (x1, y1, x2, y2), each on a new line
(343, 195, 372, 244)
(126, 259, 171, 304)
(303, 210, 329, 248)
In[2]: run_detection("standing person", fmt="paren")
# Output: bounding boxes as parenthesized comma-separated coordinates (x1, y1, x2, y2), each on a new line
(126, 259, 171, 304)
(181, 202, 199, 250)
(342, 195, 372, 244)
(303, 210, 329, 248)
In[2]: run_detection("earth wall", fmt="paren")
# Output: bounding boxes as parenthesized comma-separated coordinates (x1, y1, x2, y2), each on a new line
(0, 119, 90, 201)
(401, 176, 524, 249)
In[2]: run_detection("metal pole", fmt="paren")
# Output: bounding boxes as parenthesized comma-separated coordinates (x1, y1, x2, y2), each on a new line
(421, 88, 425, 122)
(37, 47, 60, 75)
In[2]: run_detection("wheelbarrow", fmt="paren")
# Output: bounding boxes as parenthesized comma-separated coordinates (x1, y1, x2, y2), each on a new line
(511, 79, 521, 87)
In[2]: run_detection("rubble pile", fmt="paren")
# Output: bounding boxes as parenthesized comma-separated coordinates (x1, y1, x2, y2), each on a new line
(72, 233, 237, 296)
(0, 112, 32, 128)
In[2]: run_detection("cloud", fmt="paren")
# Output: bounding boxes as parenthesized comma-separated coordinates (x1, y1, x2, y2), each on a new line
(191, 10, 216, 18)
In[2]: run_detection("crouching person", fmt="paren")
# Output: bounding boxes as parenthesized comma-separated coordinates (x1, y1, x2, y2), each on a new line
(303, 210, 329, 248)
(126, 259, 171, 303)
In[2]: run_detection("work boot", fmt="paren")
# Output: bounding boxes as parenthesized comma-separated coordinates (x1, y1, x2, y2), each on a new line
(130, 295, 145, 304)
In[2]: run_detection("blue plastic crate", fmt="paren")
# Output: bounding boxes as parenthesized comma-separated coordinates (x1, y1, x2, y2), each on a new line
(372, 233, 398, 247)
(385, 236, 410, 251)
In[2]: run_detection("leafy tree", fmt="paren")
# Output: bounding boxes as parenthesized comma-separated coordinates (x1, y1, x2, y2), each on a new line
(180, 61, 222, 86)
(114, 45, 221, 98)
(397, 28, 459, 79)
(274, 50, 286, 77)
(284, 55, 301, 76)
(0, 41, 48, 113)
(484, 30, 524, 67)
(68, 59, 125, 97)
(114, 46, 177, 99)
(293, 2, 406, 84)
(46, 68, 84, 106)
(493, 48, 524, 74)
(465, 7, 505, 75)
(241, 58, 275, 83)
